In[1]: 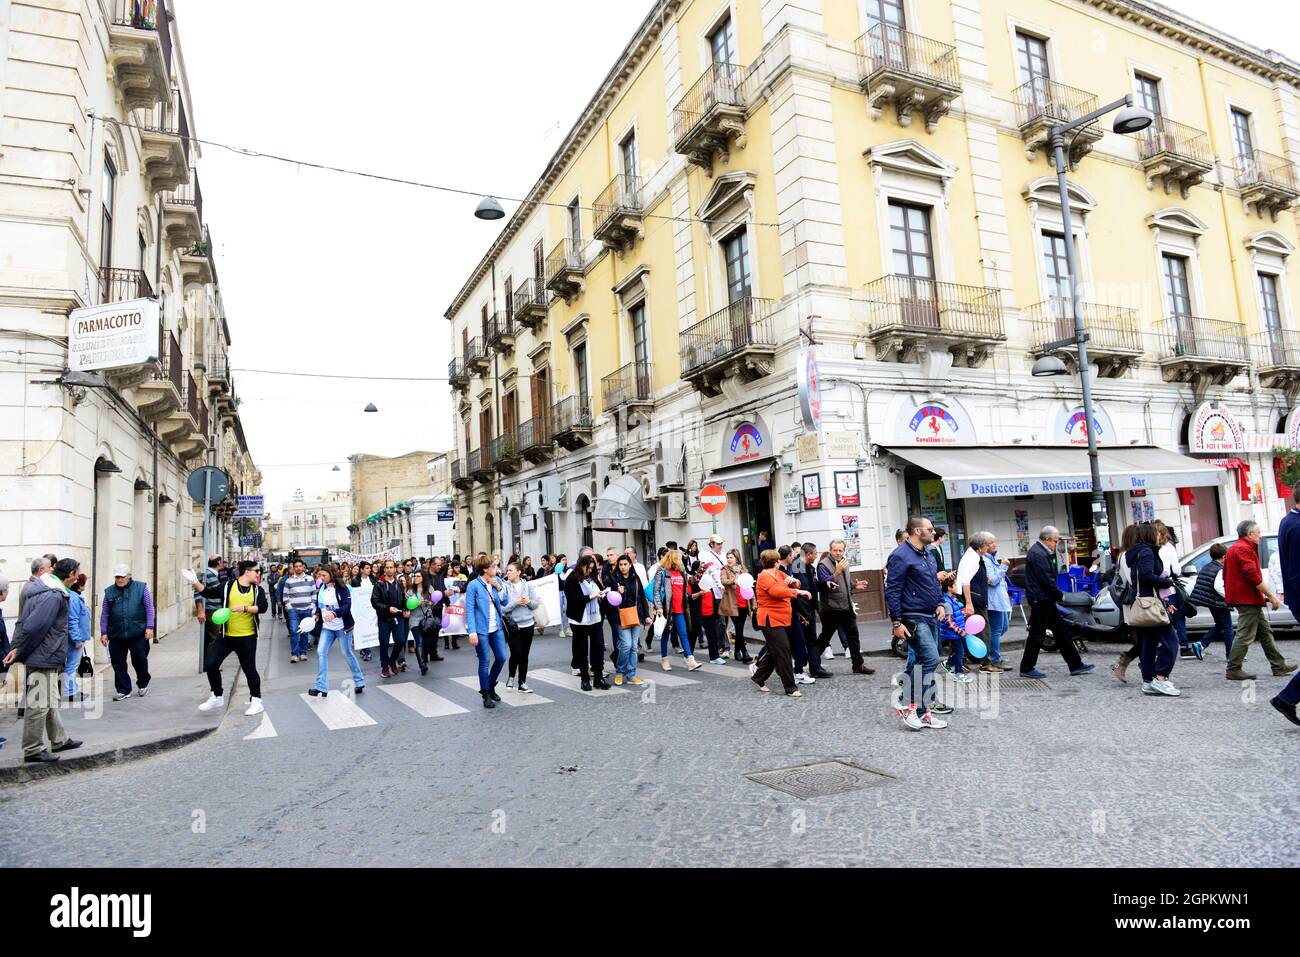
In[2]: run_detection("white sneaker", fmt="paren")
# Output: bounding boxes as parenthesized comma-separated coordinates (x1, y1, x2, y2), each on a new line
(896, 704, 924, 731)
(822, 647, 835, 661)
(198, 693, 224, 712)
(1141, 682, 1160, 696)
(953, 673, 974, 684)
(518, 683, 533, 694)
(506, 677, 514, 689)
(794, 672, 809, 685)
(919, 711, 948, 729)
(244, 697, 265, 716)
(571, 668, 582, 676)
(137, 685, 150, 697)
(1151, 678, 1182, 697)
(801, 667, 816, 684)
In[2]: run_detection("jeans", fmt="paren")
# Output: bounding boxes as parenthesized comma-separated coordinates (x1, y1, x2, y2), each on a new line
(205, 635, 261, 698)
(1277, 670, 1300, 708)
(662, 612, 691, 658)
(986, 609, 1009, 665)
(107, 635, 151, 696)
(1136, 623, 1178, 682)
(615, 623, 642, 678)
(1021, 599, 1083, 672)
(474, 627, 508, 691)
(789, 615, 810, 670)
(1171, 593, 1189, 649)
(378, 617, 404, 670)
(902, 616, 940, 716)
(1226, 605, 1287, 673)
(63, 646, 83, 698)
(316, 627, 365, 692)
(286, 608, 311, 658)
(1204, 607, 1234, 656)
(507, 623, 535, 685)
(945, 630, 966, 673)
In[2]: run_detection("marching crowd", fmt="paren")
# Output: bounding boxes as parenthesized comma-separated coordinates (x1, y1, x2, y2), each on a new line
(4, 499, 1300, 761)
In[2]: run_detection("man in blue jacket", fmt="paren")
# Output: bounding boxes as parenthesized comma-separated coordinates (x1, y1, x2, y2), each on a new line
(1272, 487, 1300, 726)
(1018, 526, 1092, 679)
(886, 516, 951, 730)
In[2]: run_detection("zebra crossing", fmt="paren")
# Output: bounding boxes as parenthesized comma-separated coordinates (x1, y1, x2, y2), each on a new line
(239, 657, 748, 741)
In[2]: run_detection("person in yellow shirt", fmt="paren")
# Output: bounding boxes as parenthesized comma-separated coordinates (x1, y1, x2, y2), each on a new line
(196, 561, 268, 716)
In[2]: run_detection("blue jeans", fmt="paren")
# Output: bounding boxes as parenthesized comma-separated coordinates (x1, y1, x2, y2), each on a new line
(945, 629, 966, 673)
(1170, 593, 1188, 649)
(987, 609, 1009, 664)
(1204, 607, 1234, 656)
(63, 647, 82, 698)
(286, 608, 311, 658)
(615, 623, 641, 678)
(902, 617, 940, 716)
(475, 627, 508, 691)
(662, 612, 691, 658)
(316, 627, 365, 692)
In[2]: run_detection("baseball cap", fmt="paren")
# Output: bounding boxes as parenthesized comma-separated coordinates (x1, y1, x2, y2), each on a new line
(708, 534, 724, 545)
(112, 564, 131, 577)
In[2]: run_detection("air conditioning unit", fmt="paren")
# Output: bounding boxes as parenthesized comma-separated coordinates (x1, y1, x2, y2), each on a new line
(659, 492, 688, 521)
(540, 476, 568, 511)
(655, 442, 686, 489)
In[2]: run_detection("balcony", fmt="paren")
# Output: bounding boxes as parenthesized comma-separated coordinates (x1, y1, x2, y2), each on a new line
(857, 24, 961, 133)
(465, 336, 490, 375)
(672, 62, 749, 172)
(107, 0, 171, 111)
(865, 276, 1006, 367)
(553, 395, 594, 451)
(1155, 316, 1251, 386)
(469, 447, 495, 484)
(99, 267, 153, 304)
(487, 312, 517, 355)
(137, 94, 191, 198)
(601, 363, 654, 421)
(490, 429, 523, 476)
(513, 277, 548, 330)
(207, 351, 231, 395)
(451, 457, 474, 491)
(680, 298, 777, 398)
(448, 358, 470, 391)
(1026, 299, 1144, 378)
(137, 329, 183, 418)
(545, 239, 586, 302)
(162, 174, 203, 249)
(1138, 116, 1214, 197)
(180, 225, 214, 285)
(518, 415, 555, 464)
(1234, 150, 1300, 220)
(1254, 329, 1300, 389)
(165, 373, 207, 458)
(593, 174, 645, 254)
(1014, 78, 1103, 166)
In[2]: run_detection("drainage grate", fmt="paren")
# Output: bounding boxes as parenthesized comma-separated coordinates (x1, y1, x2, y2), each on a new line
(994, 677, 1052, 691)
(745, 760, 896, 800)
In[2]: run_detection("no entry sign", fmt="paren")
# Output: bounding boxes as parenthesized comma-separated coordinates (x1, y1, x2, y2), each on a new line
(700, 484, 728, 516)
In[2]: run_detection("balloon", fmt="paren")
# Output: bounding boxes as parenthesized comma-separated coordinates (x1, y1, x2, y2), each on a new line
(211, 608, 231, 626)
(555, 562, 565, 574)
(441, 613, 451, 630)
(606, 591, 623, 607)
(739, 586, 755, 601)
(966, 635, 988, 659)
(737, 573, 755, 589)
(429, 590, 443, 603)
(298, 616, 316, 634)
(964, 614, 986, 636)
(406, 595, 420, 610)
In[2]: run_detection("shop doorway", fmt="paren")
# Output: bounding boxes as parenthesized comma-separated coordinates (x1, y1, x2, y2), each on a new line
(1186, 488, 1223, 549)
(738, 488, 773, 570)
(903, 472, 965, 568)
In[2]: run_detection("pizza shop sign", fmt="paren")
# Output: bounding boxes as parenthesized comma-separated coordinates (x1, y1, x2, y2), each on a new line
(1189, 402, 1244, 455)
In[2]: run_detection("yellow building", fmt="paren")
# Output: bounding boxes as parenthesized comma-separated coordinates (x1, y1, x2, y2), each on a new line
(446, 0, 1300, 602)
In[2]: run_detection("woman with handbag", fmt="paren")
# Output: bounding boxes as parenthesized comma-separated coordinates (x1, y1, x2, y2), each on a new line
(608, 555, 650, 686)
(650, 549, 701, 672)
(502, 560, 538, 693)
(1122, 523, 1181, 697)
(406, 571, 443, 676)
(465, 555, 510, 709)
(719, 549, 754, 665)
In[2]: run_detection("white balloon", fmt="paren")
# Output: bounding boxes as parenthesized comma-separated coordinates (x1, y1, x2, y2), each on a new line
(181, 568, 199, 585)
(298, 617, 316, 634)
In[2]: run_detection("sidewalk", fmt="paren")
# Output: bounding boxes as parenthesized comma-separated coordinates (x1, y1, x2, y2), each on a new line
(0, 621, 242, 784)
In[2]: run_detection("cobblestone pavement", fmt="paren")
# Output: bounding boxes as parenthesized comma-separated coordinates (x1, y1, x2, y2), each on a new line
(1, 631, 1296, 868)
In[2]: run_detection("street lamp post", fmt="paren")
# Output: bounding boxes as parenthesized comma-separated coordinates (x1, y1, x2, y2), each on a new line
(1032, 94, 1153, 563)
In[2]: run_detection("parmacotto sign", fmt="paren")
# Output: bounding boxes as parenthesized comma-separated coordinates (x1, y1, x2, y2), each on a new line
(68, 298, 159, 372)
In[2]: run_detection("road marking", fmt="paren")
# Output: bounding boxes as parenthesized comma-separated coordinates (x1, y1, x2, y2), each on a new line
(449, 676, 553, 706)
(379, 683, 470, 718)
(299, 692, 377, 730)
(244, 713, 278, 740)
(632, 671, 700, 688)
(528, 668, 631, 696)
(693, 661, 750, 678)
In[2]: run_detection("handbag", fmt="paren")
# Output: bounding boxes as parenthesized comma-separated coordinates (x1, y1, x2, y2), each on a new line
(1173, 577, 1197, 618)
(619, 605, 640, 628)
(1124, 571, 1170, 628)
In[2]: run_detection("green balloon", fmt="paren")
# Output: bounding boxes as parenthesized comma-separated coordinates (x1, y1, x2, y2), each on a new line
(211, 608, 232, 626)
(406, 595, 420, 610)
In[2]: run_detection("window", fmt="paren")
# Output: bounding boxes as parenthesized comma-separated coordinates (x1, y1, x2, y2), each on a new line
(503, 391, 518, 438)
(865, 0, 905, 27)
(532, 367, 551, 423)
(723, 230, 752, 303)
(503, 276, 514, 320)
(889, 201, 934, 281)
(567, 198, 582, 245)
(620, 132, 639, 182)
(1259, 272, 1282, 330)
(1042, 231, 1076, 303)
(573, 342, 589, 399)
(100, 155, 116, 271)
(1231, 108, 1254, 161)
(1161, 253, 1193, 318)
(1135, 73, 1162, 117)
(630, 302, 650, 390)
(533, 241, 545, 282)
(1015, 31, 1051, 88)
(138, 232, 147, 271)
(481, 304, 489, 340)
(709, 15, 736, 65)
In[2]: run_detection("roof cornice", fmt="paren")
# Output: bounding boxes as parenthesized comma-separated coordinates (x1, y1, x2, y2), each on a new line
(444, 0, 683, 321)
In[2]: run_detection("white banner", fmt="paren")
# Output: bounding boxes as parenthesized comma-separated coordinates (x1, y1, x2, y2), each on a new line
(350, 579, 379, 650)
(68, 298, 159, 372)
(335, 547, 400, 565)
(531, 574, 562, 629)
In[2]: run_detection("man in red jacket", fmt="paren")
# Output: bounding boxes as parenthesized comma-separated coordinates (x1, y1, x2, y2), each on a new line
(1223, 520, 1296, 681)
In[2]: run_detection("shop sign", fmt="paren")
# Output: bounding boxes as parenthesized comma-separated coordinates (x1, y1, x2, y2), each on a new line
(904, 402, 964, 445)
(797, 346, 822, 433)
(1053, 405, 1114, 447)
(68, 298, 159, 372)
(720, 418, 772, 467)
(825, 431, 860, 460)
(834, 471, 860, 507)
(797, 432, 820, 464)
(1189, 403, 1244, 454)
(1286, 408, 1300, 450)
(802, 473, 822, 510)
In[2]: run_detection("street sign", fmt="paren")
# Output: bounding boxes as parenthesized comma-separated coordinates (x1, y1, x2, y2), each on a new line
(186, 466, 229, 504)
(700, 484, 727, 516)
(234, 495, 264, 518)
(437, 509, 454, 522)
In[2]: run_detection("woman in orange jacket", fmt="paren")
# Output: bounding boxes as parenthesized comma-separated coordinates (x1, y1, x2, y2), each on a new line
(752, 549, 812, 697)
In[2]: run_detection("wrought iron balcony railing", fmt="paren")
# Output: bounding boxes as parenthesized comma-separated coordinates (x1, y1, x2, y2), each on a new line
(1026, 298, 1144, 355)
(99, 267, 154, 304)
(517, 415, 554, 454)
(165, 173, 203, 221)
(1138, 115, 1213, 168)
(1234, 149, 1300, 194)
(487, 312, 516, 351)
(554, 395, 594, 435)
(672, 61, 748, 147)
(448, 357, 469, 389)
(1254, 328, 1300, 369)
(680, 298, 776, 378)
(1014, 77, 1101, 134)
(857, 23, 960, 92)
(464, 336, 489, 371)
(865, 275, 1006, 340)
(153, 329, 183, 395)
(1156, 316, 1251, 365)
(513, 277, 548, 326)
(601, 362, 653, 410)
(593, 174, 644, 247)
(112, 0, 172, 76)
(545, 238, 585, 295)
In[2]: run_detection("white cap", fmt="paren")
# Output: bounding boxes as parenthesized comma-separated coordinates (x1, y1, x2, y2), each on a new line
(112, 564, 131, 577)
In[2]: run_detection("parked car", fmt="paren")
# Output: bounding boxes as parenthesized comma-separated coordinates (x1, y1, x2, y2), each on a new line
(1092, 534, 1298, 634)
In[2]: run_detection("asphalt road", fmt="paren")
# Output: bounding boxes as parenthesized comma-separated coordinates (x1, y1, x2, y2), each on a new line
(2, 630, 1296, 867)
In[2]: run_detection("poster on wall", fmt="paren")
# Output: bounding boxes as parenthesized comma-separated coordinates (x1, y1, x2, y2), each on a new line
(841, 515, 861, 566)
(1143, 499, 1155, 523)
(1015, 509, 1031, 555)
(802, 473, 822, 510)
(919, 479, 951, 564)
(834, 471, 860, 507)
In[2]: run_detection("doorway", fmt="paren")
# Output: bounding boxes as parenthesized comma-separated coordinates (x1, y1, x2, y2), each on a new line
(738, 488, 773, 570)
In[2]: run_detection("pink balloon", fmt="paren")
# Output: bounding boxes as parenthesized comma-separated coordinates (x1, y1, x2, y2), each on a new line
(964, 614, 986, 636)
(606, 591, 623, 607)
(739, 586, 755, 601)
(441, 613, 451, 629)
(429, 591, 443, 603)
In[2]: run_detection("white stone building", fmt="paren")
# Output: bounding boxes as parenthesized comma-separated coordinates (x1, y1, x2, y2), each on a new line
(281, 492, 351, 553)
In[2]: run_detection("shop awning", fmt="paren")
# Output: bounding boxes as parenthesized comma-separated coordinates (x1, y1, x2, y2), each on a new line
(707, 461, 775, 494)
(593, 474, 655, 531)
(887, 446, 1230, 499)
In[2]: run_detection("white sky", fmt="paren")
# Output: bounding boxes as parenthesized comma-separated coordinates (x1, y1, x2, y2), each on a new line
(175, 0, 1298, 519)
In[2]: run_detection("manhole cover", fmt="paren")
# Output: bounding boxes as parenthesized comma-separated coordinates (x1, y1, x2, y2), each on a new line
(745, 761, 896, 800)
(995, 677, 1052, 691)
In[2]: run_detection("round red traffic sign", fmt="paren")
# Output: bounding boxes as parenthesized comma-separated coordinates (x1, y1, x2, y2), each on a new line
(700, 484, 728, 516)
